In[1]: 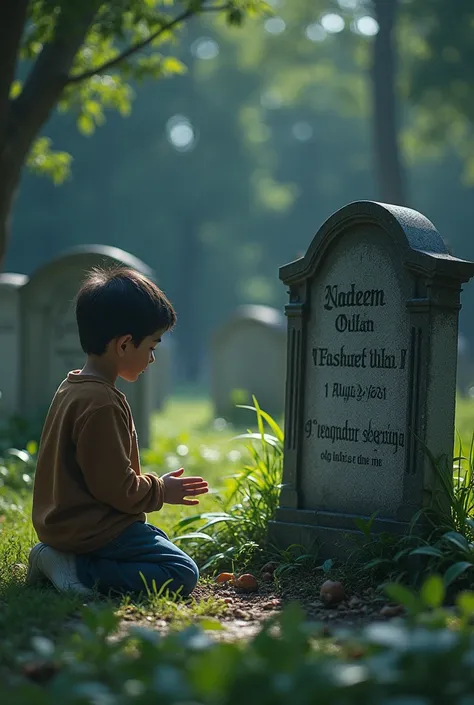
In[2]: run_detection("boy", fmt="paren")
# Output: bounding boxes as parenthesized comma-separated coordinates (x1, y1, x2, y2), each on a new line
(26, 267, 208, 597)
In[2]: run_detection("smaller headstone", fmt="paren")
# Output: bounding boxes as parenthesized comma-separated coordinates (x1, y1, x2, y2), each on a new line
(269, 201, 474, 557)
(0, 273, 28, 418)
(211, 305, 286, 421)
(20, 246, 168, 448)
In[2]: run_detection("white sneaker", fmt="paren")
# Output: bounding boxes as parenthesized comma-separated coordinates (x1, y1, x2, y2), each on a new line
(26, 543, 94, 598)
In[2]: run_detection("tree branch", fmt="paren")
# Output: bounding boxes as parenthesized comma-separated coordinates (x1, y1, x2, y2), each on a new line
(11, 2, 101, 162)
(67, 3, 230, 85)
(0, 0, 30, 144)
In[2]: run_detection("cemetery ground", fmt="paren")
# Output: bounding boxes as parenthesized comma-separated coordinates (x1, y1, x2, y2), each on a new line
(2, 397, 474, 701)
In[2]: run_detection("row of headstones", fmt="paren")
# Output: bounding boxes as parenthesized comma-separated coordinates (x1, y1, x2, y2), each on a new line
(0, 245, 287, 448)
(1, 234, 472, 446)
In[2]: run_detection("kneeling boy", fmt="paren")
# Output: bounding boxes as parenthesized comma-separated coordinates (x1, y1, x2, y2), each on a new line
(27, 267, 208, 597)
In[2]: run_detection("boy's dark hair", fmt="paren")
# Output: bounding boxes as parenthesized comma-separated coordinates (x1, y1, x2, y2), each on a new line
(76, 267, 176, 355)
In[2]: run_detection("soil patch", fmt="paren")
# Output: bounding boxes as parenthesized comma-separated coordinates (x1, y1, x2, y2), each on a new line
(110, 576, 404, 644)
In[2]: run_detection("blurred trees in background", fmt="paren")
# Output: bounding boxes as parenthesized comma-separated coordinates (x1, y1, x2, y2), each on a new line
(7, 0, 474, 381)
(0, 0, 264, 269)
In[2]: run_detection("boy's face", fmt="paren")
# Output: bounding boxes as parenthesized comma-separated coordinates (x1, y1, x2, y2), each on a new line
(116, 329, 165, 383)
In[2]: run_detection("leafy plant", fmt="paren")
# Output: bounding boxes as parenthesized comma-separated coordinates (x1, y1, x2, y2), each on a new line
(349, 433, 474, 591)
(6, 595, 474, 701)
(271, 542, 324, 578)
(384, 574, 446, 619)
(172, 397, 283, 571)
(432, 433, 474, 538)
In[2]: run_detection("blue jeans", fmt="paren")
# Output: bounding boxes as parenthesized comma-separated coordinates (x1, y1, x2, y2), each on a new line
(76, 521, 199, 597)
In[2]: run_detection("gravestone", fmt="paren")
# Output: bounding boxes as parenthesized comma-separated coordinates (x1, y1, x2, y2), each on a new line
(268, 201, 474, 557)
(211, 305, 286, 420)
(20, 245, 168, 448)
(0, 273, 28, 417)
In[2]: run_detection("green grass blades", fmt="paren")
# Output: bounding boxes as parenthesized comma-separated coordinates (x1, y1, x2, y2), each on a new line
(172, 397, 283, 572)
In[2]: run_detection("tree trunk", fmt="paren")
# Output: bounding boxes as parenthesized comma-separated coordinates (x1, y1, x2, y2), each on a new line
(0, 146, 22, 267)
(0, 0, 31, 267)
(175, 213, 203, 383)
(0, 195, 13, 270)
(0, 2, 216, 270)
(371, 0, 406, 205)
(0, 1, 102, 270)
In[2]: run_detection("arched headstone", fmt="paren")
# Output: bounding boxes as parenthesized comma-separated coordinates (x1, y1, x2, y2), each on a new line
(269, 201, 474, 556)
(20, 245, 167, 448)
(211, 305, 286, 420)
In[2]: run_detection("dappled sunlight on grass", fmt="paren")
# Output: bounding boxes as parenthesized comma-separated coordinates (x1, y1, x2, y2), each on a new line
(151, 397, 216, 437)
(2, 394, 474, 683)
(455, 396, 474, 456)
(117, 579, 227, 628)
(0, 395, 266, 673)
(145, 398, 252, 537)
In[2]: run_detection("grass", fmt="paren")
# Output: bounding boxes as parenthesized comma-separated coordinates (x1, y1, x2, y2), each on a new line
(453, 396, 474, 452)
(0, 396, 262, 677)
(171, 398, 284, 571)
(145, 397, 248, 535)
(0, 511, 86, 674)
(118, 576, 227, 626)
(2, 394, 474, 682)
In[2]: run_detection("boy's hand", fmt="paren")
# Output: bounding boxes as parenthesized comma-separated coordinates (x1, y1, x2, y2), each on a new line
(161, 467, 209, 506)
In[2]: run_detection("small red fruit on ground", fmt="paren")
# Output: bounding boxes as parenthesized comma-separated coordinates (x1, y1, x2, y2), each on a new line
(216, 572, 235, 584)
(235, 573, 258, 592)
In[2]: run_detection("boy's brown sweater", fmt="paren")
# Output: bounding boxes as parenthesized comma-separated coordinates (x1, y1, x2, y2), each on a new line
(32, 372, 165, 553)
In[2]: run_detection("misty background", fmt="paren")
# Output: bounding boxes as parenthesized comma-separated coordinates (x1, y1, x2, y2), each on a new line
(7, 0, 474, 388)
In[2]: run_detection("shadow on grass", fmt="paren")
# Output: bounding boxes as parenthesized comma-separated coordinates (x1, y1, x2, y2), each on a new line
(0, 582, 96, 673)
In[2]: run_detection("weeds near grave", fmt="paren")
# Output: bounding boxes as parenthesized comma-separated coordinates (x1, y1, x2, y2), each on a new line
(347, 515, 425, 587)
(172, 397, 284, 572)
(269, 542, 325, 578)
(354, 434, 474, 591)
(431, 433, 474, 538)
(118, 578, 227, 627)
(401, 438, 474, 589)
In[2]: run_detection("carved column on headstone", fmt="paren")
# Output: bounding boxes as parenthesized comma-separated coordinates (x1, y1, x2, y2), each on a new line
(280, 282, 307, 508)
(402, 270, 465, 520)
